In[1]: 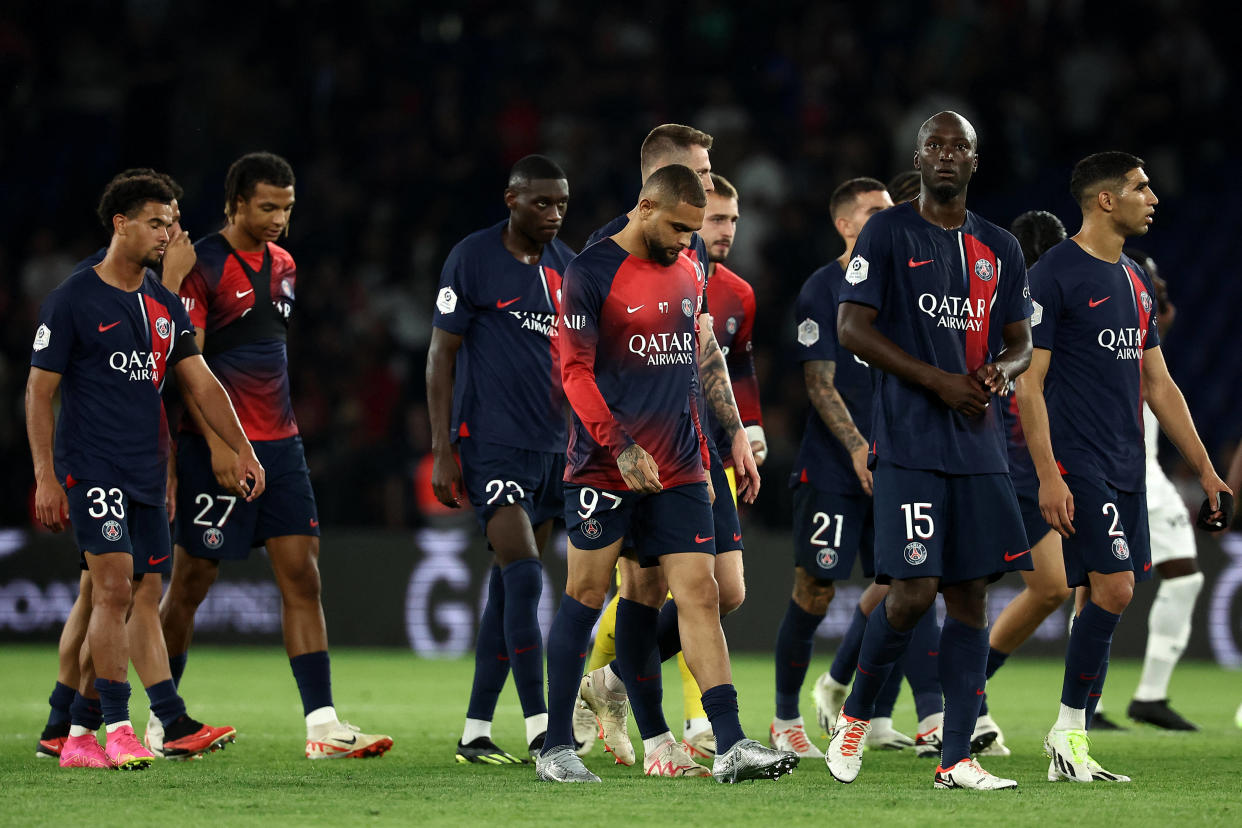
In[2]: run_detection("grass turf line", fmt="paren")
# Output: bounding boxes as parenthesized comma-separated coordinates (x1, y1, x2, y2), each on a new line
(1, 646, 1239, 826)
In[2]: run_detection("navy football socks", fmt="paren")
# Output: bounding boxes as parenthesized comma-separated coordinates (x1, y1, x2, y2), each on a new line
(874, 661, 905, 719)
(1086, 642, 1111, 729)
(937, 617, 988, 767)
(656, 599, 681, 661)
(94, 678, 131, 726)
(977, 647, 1009, 716)
(145, 679, 187, 728)
(501, 559, 546, 717)
(774, 599, 825, 720)
(544, 594, 600, 752)
(69, 692, 103, 731)
(614, 598, 667, 739)
(905, 604, 944, 721)
(843, 599, 911, 720)
(289, 650, 333, 716)
(1062, 602, 1121, 712)
(829, 605, 868, 685)
(45, 681, 75, 730)
(701, 683, 745, 754)
(465, 565, 508, 722)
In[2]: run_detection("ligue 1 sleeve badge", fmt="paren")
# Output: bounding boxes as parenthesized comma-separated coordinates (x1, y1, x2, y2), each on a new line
(845, 255, 869, 285)
(904, 541, 929, 565)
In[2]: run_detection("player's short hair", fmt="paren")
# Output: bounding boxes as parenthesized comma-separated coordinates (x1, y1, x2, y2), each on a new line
(108, 169, 184, 201)
(640, 164, 707, 209)
(508, 154, 566, 188)
(829, 177, 887, 221)
(709, 173, 738, 201)
(1070, 151, 1145, 209)
(887, 170, 921, 204)
(640, 124, 713, 174)
(96, 173, 175, 230)
(224, 151, 295, 217)
(1010, 210, 1067, 267)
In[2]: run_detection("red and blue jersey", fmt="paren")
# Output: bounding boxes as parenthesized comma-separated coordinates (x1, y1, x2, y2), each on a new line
(31, 266, 198, 505)
(706, 264, 762, 464)
(839, 201, 1032, 475)
(560, 239, 708, 490)
(432, 220, 574, 452)
(791, 260, 874, 495)
(1029, 240, 1159, 492)
(179, 234, 298, 442)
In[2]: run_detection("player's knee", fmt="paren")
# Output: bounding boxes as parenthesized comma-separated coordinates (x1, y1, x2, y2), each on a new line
(90, 573, 130, 613)
(567, 582, 609, 610)
(281, 564, 322, 606)
(718, 580, 745, 616)
(1033, 582, 1072, 612)
(1092, 580, 1134, 615)
(792, 570, 834, 615)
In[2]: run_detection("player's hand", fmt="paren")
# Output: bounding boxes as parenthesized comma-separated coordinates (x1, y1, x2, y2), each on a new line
(161, 227, 196, 292)
(234, 445, 266, 501)
(1039, 475, 1075, 538)
(705, 470, 716, 505)
(730, 428, 761, 503)
(431, 448, 464, 508)
(934, 371, 991, 417)
(34, 476, 69, 533)
(1199, 472, 1233, 524)
(850, 445, 874, 496)
(975, 363, 1011, 396)
(618, 443, 662, 494)
(746, 424, 768, 466)
(210, 444, 248, 497)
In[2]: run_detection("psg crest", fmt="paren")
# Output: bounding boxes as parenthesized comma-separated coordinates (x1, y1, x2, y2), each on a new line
(974, 259, 994, 281)
(904, 541, 928, 566)
(1140, 291, 1152, 313)
(682, 298, 694, 317)
(816, 548, 839, 570)
(581, 518, 602, 540)
(203, 527, 225, 549)
(1111, 537, 1130, 560)
(101, 520, 123, 542)
(155, 316, 171, 338)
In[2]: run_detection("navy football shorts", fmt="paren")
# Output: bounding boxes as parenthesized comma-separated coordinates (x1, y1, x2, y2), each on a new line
(710, 459, 744, 553)
(458, 439, 565, 533)
(791, 483, 874, 581)
(1011, 471, 1055, 548)
(174, 433, 319, 561)
(68, 481, 171, 576)
(872, 460, 1032, 586)
(564, 481, 715, 567)
(1060, 473, 1151, 588)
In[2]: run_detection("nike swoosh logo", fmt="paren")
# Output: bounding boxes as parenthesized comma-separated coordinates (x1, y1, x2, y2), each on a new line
(732, 532, 742, 542)
(626, 305, 645, 313)
(976, 688, 985, 695)
(496, 297, 521, 308)
(310, 519, 319, 528)
(1088, 296, 1110, 307)
(857, 666, 875, 677)
(147, 555, 170, 565)
(694, 534, 713, 543)
(635, 674, 660, 682)
(337, 735, 357, 745)
(1079, 673, 1098, 681)
(98, 321, 121, 332)
(1004, 549, 1031, 562)
(1143, 562, 1152, 571)
(908, 258, 934, 268)
(514, 645, 538, 655)
(236, 288, 254, 298)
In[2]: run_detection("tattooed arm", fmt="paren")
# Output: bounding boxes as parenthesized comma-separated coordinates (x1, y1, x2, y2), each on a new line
(804, 359, 872, 495)
(699, 325, 760, 500)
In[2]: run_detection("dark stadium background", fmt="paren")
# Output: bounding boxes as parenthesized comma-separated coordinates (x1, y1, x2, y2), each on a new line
(1, 1, 1239, 661)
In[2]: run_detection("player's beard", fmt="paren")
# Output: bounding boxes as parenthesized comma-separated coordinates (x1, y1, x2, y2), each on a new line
(142, 249, 165, 268)
(927, 179, 965, 202)
(644, 230, 681, 266)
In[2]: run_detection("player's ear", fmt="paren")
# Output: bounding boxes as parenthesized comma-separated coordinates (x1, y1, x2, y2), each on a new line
(638, 197, 656, 220)
(503, 188, 518, 210)
(913, 154, 921, 169)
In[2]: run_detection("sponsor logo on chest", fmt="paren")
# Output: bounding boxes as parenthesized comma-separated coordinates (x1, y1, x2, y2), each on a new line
(917, 293, 988, 331)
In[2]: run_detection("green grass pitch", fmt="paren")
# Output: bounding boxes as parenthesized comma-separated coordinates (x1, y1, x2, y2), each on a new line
(1, 646, 1239, 826)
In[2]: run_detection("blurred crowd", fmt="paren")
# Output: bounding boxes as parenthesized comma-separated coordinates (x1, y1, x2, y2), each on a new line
(1, 0, 1236, 529)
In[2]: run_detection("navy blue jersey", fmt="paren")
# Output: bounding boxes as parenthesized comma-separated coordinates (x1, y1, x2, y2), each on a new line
(791, 261, 874, 495)
(31, 267, 198, 505)
(560, 239, 708, 489)
(432, 220, 575, 452)
(839, 201, 1032, 475)
(999, 392, 1035, 482)
(1029, 240, 1159, 492)
(74, 247, 107, 274)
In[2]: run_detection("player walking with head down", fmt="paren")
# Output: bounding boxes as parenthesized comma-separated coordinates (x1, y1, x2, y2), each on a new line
(157, 152, 392, 759)
(826, 112, 1034, 791)
(536, 165, 795, 784)
(27, 173, 265, 769)
(427, 155, 575, 764)
(1020, 152, 1230, 783)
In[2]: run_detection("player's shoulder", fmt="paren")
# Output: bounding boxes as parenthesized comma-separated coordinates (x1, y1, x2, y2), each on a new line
(44, 266, 97, 308)
(712, 264, 752, 297)
(1028, 239, 1084, 285)
(586, 214, 628, 248)
(569, 237, 627, 274)
(863, 200, 915, 234)
(71, 247, 107, 275)
(191, 232, 233, 277)
(544, 236, 577, 267)
(799, 260, 844, 302)
(266, 241, 296, 270)
(966, 211, 1023, 254)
